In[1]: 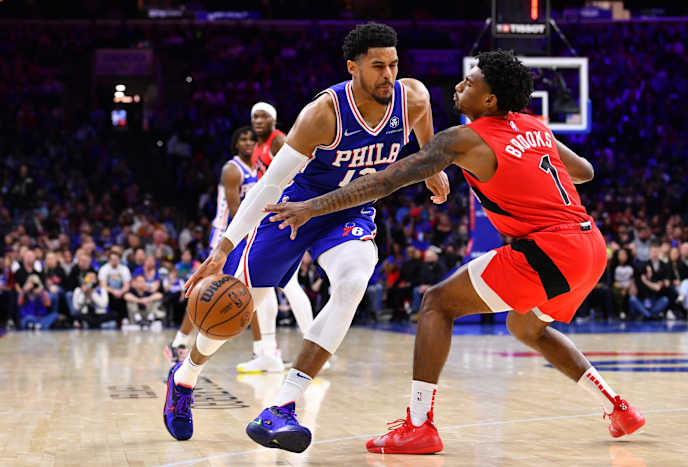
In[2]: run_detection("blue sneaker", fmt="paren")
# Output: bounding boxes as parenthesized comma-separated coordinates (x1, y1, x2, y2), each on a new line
(163, 362, 194, 440)
(246, 402, 311, 453)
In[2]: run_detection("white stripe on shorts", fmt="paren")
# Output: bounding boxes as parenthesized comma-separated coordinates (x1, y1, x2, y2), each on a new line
(466, 251, 512, 313)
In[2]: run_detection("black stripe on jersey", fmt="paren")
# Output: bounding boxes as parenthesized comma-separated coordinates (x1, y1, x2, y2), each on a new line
(511, 238, 571, 300)
(471, 186, 513, 217)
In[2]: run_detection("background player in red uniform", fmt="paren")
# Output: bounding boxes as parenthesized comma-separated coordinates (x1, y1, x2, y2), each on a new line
(266, 50, 646, 454)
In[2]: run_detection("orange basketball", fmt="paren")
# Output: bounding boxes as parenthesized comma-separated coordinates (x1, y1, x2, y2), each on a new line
(187, 274, 253, 339)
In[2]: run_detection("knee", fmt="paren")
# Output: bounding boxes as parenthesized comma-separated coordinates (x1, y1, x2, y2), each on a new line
(506, 312, 542, 345)
(418, 285, 456, 321)
(332, 273, 369, 303)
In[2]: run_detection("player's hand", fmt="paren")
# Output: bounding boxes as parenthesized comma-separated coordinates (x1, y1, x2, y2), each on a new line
(265, 196, 313, 240)
(184, 241, 231, 298)
(425, 171, 450, 204)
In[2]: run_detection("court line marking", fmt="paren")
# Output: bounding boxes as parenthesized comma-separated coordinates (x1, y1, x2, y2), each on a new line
(156, 407, 688, 467)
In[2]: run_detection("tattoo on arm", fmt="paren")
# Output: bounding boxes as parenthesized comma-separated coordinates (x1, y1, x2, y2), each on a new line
(310, 129, 458, 216)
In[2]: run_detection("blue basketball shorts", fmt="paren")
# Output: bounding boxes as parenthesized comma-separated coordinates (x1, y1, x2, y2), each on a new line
(224, 205, 377, 288)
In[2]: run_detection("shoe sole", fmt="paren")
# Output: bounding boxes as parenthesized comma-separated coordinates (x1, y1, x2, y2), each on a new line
(246, 424, 311, 453)
(621, 417, 646, 436)
(236, 366, 285, 373)
(366, 444, 443, 454)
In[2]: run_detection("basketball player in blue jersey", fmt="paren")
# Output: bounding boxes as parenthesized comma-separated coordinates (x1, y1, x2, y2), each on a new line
(165, 23, 450, 448)
(164, 126, 257, 364)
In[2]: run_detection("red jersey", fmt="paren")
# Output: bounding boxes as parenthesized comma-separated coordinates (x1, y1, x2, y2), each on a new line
(252, 129, 285, 178)
(463, 112, 591, 238)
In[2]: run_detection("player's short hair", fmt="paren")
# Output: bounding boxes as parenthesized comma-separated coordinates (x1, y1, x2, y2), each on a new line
(342, 22, 397, 62)
(477, 50, 534, 113)
(231, 125, 256, 153)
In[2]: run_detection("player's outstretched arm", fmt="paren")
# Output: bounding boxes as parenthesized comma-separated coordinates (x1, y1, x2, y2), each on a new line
(266, 126, 470, 239)
(554, 138, 594, 184)
(401, 78, 450, 204)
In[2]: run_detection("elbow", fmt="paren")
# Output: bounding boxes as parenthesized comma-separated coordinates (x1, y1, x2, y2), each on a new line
(581, 167, 594, 183)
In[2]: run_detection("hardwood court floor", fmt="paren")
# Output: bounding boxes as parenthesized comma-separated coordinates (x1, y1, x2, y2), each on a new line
(1, 324, 687, 466)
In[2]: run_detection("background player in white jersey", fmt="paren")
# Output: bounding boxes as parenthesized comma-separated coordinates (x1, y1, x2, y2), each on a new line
(165, 126, 257, 363)
(165, 23, 449, 447)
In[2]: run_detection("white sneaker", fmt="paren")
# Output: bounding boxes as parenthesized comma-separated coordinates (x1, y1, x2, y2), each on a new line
(666, 310, 677, 321)
(236, 350, 285, 373)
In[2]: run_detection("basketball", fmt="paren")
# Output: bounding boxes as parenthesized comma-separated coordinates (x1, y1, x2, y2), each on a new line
(187, 274, 254, 339)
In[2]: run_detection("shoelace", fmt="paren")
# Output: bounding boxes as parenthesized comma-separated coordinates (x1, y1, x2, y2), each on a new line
(385, 417, 411, 434)
(175, 393, 193, 418)
(271, 406, 298, 420)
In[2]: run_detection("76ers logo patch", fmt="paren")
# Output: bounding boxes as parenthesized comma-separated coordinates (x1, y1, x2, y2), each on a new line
(342, 222, 364, 237)
(390, 116, 400, 128)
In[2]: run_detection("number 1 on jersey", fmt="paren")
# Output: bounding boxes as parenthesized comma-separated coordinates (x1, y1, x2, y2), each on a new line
(539, 155, 571, 205)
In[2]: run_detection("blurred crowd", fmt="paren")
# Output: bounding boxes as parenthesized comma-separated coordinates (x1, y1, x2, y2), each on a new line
(1, 19, 688, 332)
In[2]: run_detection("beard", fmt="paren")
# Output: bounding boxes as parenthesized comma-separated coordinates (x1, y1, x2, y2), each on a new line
(373, 94, 392, 105)
(362, 79, 392, 105)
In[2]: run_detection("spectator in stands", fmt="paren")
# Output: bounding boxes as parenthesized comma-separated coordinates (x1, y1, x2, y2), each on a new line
(122, 234, 141, 267)
(629, 242, 670, 319)
(72, 271, 117, 328)
(43, 251, 68, 324)
(145, 228, 174, 262)
(13, 250, 41, 295)
(611, 247, 635, 318)
(64, 251, 97, 319)
(18, 273, 56, 329)
(388, 246, 423, 322)
(411, 247, 448, 316)
(97, 251, 131, 321)
(175, 249, 197, 283)
(124, 273, 164, 325)
(633, 222, 654, 264)
(133, 255, 161, 293)
(127, 248, 146, 274)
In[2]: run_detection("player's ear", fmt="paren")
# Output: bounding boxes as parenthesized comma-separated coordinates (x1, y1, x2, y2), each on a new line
(347, 59, 358, 76)
(485, 93, 498, 111)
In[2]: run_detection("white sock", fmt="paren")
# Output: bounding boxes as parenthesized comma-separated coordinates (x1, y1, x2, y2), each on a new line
(410, 380, 437, 426)
(263, 333, 277, 354)
(172, 330, 192, 348)
(174, 355, 205, 388)
(577, 366, 618, 414)
(271, 368, 313, 407)
(253, 340, 263, 356)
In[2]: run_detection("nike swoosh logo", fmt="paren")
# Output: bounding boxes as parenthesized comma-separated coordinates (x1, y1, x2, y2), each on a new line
(344, 129, 362, 136)
(296, 372, 311, 380)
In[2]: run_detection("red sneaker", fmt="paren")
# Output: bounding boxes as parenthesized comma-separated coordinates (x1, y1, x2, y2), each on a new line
(366, 408, 443, 454)
(604, 396, 645, 438)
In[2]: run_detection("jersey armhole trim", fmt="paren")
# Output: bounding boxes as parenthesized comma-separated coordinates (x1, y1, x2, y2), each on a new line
(400, 82, 410, 145)
(315, 89, 342, 151)
(228, 159, 245, 186)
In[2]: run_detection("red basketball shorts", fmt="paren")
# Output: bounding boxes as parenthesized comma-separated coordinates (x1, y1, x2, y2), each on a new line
(466, 221, 607, 323)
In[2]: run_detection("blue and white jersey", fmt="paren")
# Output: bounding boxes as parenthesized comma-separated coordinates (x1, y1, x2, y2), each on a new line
(212, 156, 258, 230)
(286, 80, 410, 206)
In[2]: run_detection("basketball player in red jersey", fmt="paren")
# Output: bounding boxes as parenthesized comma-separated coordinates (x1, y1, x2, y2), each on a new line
(251, 102, 285, 178)
(266, 50, 645, 453)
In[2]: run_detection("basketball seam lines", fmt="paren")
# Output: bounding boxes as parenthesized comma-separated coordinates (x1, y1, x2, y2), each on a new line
(205, 293, 252, 335)
(198, 280, 243, 329)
